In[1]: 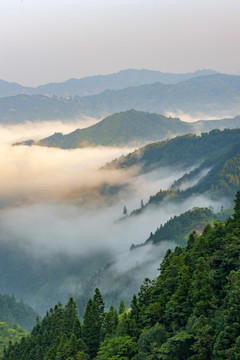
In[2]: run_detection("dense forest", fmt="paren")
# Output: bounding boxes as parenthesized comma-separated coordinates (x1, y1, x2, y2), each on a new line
(3, 191, 240, 359)
(0, 294, 38, 332)
(142, 206, 232, 247)
(112, 128, 240, 171)
(0, 323, 27, 358)
(124, 131, 240, 219)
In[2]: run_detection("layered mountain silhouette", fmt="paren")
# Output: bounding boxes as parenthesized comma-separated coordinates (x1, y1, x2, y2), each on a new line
(0, 69, 217, 98)
(1, 73, 240, 123)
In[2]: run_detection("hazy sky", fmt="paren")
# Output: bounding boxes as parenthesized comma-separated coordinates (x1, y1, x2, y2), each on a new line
(0, 0, 239, 86)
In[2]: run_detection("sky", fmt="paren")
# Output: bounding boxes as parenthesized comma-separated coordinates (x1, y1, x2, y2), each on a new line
(0, 0, 239, 86)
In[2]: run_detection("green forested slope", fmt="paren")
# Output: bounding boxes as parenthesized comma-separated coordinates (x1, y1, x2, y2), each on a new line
(0, 322, 28, 358)
(142, 207, 233, 247)
(4, 191, 240, 359)
(145, 207, 216, 247)
(36, 110, 192, 148)
(131, 147, 240, 216)
(112, 130, 240, 216)
(26, 112, 240, 149)
(111, 128, 240, 171)
(0, 294, 38, 332)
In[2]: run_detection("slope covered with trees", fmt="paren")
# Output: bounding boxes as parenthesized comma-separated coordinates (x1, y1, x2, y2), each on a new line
(0, 322, 28, 358)
(19, 111, 240, 149)
(35, 110, 193, 148)
(139, 207, 233, 247)
(111, 128, 240, 171)
(109, 129, 240, 214)
(4, 191, 240, 359)
(0, 294, 38, 332)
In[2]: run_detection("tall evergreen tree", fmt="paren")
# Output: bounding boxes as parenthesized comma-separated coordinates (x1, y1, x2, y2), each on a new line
(82, 289, 105, 358)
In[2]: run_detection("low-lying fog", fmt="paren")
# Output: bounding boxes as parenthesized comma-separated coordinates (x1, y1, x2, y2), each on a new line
(0, 119, 225, 312)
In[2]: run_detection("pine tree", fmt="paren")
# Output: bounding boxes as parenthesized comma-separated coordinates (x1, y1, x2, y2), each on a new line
(118, 300, 125, 315)
(82, 289, 105, 358)
(233, 189, 240, 221)
(101, 305, 118, 340)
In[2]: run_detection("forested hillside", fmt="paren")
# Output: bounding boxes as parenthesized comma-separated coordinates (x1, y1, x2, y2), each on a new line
(109, 129, 240, 215)
(0, 323, 27, 358)
(0, 294, 38, 331)
(34, 110, 193, 148)
(111, 128, 240, 171)
(4, 191, 240, 359)
(19, 111, 240, 149)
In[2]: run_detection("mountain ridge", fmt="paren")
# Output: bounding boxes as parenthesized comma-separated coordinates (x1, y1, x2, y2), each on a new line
(0, 69, 218, 98)
(17, 110, 240, 149)
(1, 73, 240, 123)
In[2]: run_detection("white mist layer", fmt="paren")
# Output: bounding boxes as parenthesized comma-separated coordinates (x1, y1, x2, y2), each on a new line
(0, 120, 227, 312)
(0, 119, 223, 258)
(0, 117, 101, 144)
(165, 110, 230, 123)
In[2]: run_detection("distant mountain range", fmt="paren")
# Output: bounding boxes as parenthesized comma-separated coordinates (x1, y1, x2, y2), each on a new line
(17, 110, 240, 148)
(0, 69, 217, 98)
(1, 73, 240, 124)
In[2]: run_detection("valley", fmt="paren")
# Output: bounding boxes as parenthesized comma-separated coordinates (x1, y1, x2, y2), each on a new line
(0, 69, 240, 359)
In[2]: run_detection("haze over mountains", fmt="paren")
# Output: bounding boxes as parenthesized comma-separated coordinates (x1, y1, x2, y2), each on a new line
(2, 127, 240, 317)
(111, 128, 240, 212)
(1, 67, 240, 356)
(1, 71, 240, 124)
(0, 69, 217, 98)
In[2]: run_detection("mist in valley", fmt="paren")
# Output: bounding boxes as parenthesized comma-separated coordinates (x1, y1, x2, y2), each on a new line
(0, 119, 226, 314)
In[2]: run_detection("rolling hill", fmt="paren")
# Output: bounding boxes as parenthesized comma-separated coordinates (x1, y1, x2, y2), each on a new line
(17, 110, 240, 149)
(27, 110, 193, 148)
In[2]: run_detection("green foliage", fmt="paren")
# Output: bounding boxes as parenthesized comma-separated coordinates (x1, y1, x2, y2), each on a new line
(36, 110, 193, 148)
(0, 322, 28, 358)
(82, 288, 105, 358)
(0, 293, 38, 332)
(145, 207, 215, 247)
(118, 300, 125, 315)
(114, 128, 240, 171)
(96, 336, 138, 360)
(101, 305, 118, 340)
(125, 131, 240, 217)
(3, 297, 89, 360)
(138, 323, 167, 359)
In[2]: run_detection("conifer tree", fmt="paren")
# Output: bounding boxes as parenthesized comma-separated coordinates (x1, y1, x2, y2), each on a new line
(118, 299, 125, 315)
(233, 189, 240, 221)
(82, 289, 105, 358)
